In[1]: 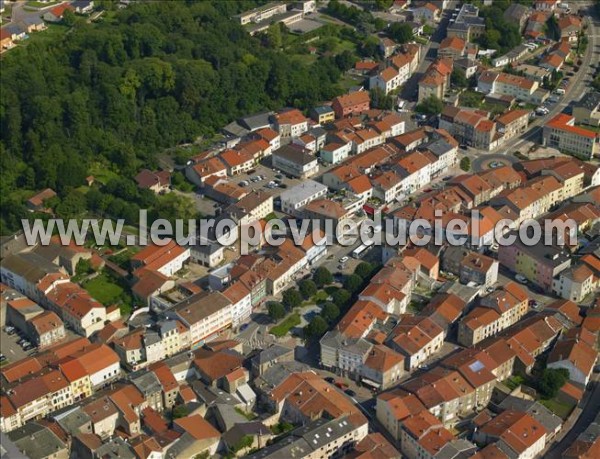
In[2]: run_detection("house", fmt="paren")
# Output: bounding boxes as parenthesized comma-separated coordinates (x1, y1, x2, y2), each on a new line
(309, 105, 335, 124)
(185, 156, 227, 187)
(458, 282, 528, 346)
(226, 190, 274, 225)
(71, 0, 95, 15)
(496, 109, 531, 142)
(279, 180, 327, 216)
(573, 90, 600, 127)
(320, 141, 352, 165)
(17, 16, 47, 33)
(474, 410, 547, 459)
(26, 188, 57, 211)
(272, 144, 318, 179)
(131, 239, 190, 277)
(254, 127, 281, 151)
(446, 3, 486, 41)
(131, 268, 174, 308)
(218, 149, 255, 175)
(558, 15, 582, 42)
(387, 316, 444, 371)
(0, 28, 14, 50)
(412, 2, 441, 24)
(273, 108, 308, 138)
(418, 58, 452, 102)
(332, 91, 371, 118)
(477, 71, 543, 104)
(28, 311, 66, 349)
(457, 250, 498, 288)
(43, 2, 75, 22)
(438, 36, 466, 60)
(553, 260, 598, 303)
(547, 338, 597, 387)
(504, 3, 531, 32)
(303, 198, 350, 231)
(535, 0, 559, 11)
(543, 114, 599, 159)
(420, 293, 466, 333)
(172, 415, 220, 457)
(134, 169, 171, 193)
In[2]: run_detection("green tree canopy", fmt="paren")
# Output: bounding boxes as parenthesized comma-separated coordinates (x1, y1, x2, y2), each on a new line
(304, 315, 329, 339)
(321, 302, 340, 323)
(299, 279, 318, 300)
(538, 368, 570, 399)
(282, 288, 303, 309)
(415, 95, 443, 115)
(331, 288, 351, 308)
(267, 302, 286, 321)
(343, 274, 364, 294)
(388, 23, 414, 44)
(313, 267, 333, 288)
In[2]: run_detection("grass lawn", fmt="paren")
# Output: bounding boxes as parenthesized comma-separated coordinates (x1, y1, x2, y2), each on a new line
(83, 272, 124, 305)
(339, 73, 364, 91)
(89, 162, 120, 185)
(504, 375, 525, 391)
(270, 313, 301, 337)
(19, 23, 69, 48)
(540, 398, 575, 419)
(312, 291, 329, 303)
(26, 1, 59, 7)
(235, 407, 257, 420)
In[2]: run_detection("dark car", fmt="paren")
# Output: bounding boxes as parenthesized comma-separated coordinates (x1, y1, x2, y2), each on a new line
(345, 389, 356, 397)
(325, 377, 335, 384)
(239, 324, 249, 332)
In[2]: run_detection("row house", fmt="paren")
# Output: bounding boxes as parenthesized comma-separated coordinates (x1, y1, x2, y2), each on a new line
(496, 109, 531, 142)
(547, 337, 597, 387)
(400, 411, 457, 459)
(418, 59, 453, 102)
(387, 315, 444, 371)
(320, 141, 352, 165)
(271, 144, 319, 179)
(131, 239, 191, 277)
(395, 150, 435, 198)
(457, 282, 528, 346)
(376, 389, 427, 442)
(439, 107, 496, 150)
(273, 108, 309, 138)
(474, 410, 547, 459)
(332, 91, 371, 119)
(401, 367, 477, 426)
(420, 293, 466, 335)
(254, 127, 281, 151)
(370, 46, 420, 95)
(218, 148, 256, 175)
(185, 156, 228, 187)
(553, 256, 600, 303)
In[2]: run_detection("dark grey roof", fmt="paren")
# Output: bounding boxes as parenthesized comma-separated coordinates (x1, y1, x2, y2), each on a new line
(239, 112, 273, 131)
(308, 126, 327, 138)
(3, 23, 24, 35)
(222, 421, 271, 448)
(94, 437, 135, 458)
(504, 3, 529, 22)
(209, 403, 247, 431)
(575, 90, 600, 111)
(436, 439, 477, 459)
(8, 422, 68, 459)
(19, 16, 44, 26)
(251, 344, 294, 366)
(191, 382, 241, 406)
(1, 251, 63, 284)
(273, 144, 317, 166)
(72, 0, 94, 8)
(245, 416, 355, 459)
(130, 371, 162, 395)
(253, 361, 311, 394)
(224, 121, 250, 137)
(311, 105, 334, 115)
(53, 407, 92, 436)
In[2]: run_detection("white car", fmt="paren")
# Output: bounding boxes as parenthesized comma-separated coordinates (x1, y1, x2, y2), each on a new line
(339, 256, 349, 264)
(515, 274, 528, 284)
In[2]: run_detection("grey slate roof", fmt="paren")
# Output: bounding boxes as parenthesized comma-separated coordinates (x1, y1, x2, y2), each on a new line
(8, 422, 68, 459)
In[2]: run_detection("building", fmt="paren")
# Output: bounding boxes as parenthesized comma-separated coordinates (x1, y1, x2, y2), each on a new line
(558, 15, 583, 43)
(412, 2, 441, 24)
(218, 149, 256, 175)
(438, 36, 466, 60)
(457, 282, 528, 346)
(166, 291, 232, 348)
(279, 180, 328, 216)
(43, 2, 75, 22)
(272, 144, 318, 179)
(547, 338, 597, 387)
(332, 91, 371, 119)
(134, 169, 171, 194)
(418, 59, 452, 102)
(543, 114, 599, 159)
(504, 3, 531, 32)
(573, 90, 600, 127)
(475, 410, 547, 459)
(273, 108, 309, 138)
(236, 2, 287, 25)
(131, 239, 191, 277)
(553, 262, 598, 303)
(309, 105, 335, 124)
(447, 3, 486, 41)
(477, 71, 544, 104)
(386, 316, 444, 371)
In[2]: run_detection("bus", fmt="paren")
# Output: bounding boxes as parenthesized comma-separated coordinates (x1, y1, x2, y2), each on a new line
(352, 244, 370, 259)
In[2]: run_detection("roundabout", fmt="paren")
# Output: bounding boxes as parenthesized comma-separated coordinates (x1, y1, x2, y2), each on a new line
(472, 154, 518, 172)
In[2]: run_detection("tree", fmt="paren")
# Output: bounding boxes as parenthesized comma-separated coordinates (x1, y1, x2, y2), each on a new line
(451, 68, 468, 88)
(75, 259, 93, 277)
(538, 368, 570, 399)
(313, 267, 333, 288)
(460, 157, 471, 172)
(321, 302, 340, 322)
(370, 87, 394, 110)
(388, 23, 414, 44)
(343, 274, 364, 293)
(268, 302, 286, 321)
(415, 95, 443, 115)
(299, 279, 318, 300)
(62, 10, 77, 27)
(282, 288, 303, 309)
(332, 288, 351, 308)
(354, 262, 374, 280)
(232, 435, 254, 453)
(304, 316, 329, 339)
(172, 404, 189, 419)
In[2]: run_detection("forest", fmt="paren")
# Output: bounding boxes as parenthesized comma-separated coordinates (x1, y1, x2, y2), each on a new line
(0, 0, 352, 234)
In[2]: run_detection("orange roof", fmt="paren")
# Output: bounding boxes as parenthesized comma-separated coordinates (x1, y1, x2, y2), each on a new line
(378, 390, 425, 421)
(364, 345, 404, 373)
(132, 268, 170, 299)
(481, 410, 546, 453)
(440, 36, 466, 51)
(547, 114, 598, 139)
(174, 414, 220, 440)
(276, 108, 307, 125)
(219, 148, 254, 168)
(548, 338, 597, 377)
(1, 357, 43, 384)
(333, 91, 371, 109)
(338, 300, 388, 339)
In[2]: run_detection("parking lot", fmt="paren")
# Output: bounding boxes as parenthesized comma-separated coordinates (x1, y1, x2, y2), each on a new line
(1, 327, 32, 364)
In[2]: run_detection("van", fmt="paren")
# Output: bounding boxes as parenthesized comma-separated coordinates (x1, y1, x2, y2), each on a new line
(554, 88, 565, 95)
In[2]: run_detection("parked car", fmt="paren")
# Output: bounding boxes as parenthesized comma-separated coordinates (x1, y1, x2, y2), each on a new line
(344, 389, 356, 397)
(325, 377, 335, 384)
(239, 324, 249, 332)
(515, 274, 528, 284)
(4, 326, 15, 335)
